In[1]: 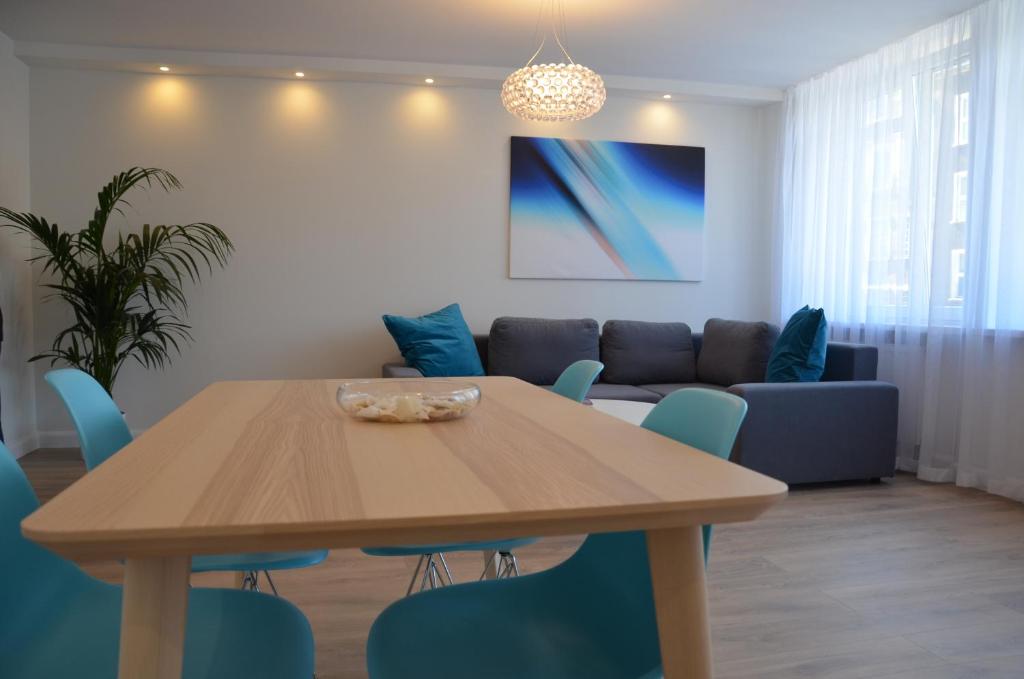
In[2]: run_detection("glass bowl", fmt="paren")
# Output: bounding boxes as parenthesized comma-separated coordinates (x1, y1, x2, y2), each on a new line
(337, 379, 481, 423)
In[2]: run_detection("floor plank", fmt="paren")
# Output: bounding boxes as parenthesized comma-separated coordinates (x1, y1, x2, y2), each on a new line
(18, 448, 1024, 678)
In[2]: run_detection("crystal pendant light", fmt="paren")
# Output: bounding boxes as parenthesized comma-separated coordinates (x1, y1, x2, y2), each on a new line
(501, 1, 606, 122)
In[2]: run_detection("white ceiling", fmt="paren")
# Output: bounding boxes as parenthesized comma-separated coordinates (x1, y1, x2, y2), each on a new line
(0, 0, 980, 88)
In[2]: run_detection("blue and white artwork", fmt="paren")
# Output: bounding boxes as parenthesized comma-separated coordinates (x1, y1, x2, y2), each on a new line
(509, 136, 705, 281)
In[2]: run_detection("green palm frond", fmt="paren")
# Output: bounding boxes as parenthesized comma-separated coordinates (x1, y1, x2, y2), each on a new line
(0, 167, 231, 394)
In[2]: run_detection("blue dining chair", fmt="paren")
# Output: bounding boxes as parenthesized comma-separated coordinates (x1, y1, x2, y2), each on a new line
(0, 440, 315, 678)
(551, 359, 605, 402)
(365, 387, 747, 678)
(44, 368, 329, 594)
(363, 359, 605, 595)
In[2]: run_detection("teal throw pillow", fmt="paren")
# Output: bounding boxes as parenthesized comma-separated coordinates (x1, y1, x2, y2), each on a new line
(383, 304, 485, 377)
(765, 306, 828, 382)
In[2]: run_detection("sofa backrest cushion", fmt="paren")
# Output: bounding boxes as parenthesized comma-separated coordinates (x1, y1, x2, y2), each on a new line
(696, 318, 780, 386)
(488, 317, 599, 384)
(600, 320, 696, 385)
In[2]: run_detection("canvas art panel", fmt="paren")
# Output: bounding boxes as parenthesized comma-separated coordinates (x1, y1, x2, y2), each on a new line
(509, 136, 705, 281)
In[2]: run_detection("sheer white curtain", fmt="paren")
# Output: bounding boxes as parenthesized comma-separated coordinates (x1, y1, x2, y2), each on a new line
(777, 0, 1024, 501)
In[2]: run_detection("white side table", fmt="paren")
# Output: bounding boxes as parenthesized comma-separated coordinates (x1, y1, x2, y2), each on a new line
(590, 399, 655, 426)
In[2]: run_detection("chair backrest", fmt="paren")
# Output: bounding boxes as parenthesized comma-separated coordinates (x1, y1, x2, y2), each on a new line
(45, 369, 133, 470)
(642, 388, 748, 563)
(551, 360, 604, 403)
(641, 388, 746, 462)
(0, 441, 89, 645)
(548, 388, 748, 677)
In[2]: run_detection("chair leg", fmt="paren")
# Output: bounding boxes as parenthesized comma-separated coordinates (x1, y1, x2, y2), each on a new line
(437, 553, 456, 585)
(428, 558, 439, 589)
(479, 551, 499, 580)
(262, 570, 279, 596)
(419, 554, 435, 592)
(406, 554, 426, 597)
(240, 570, 259, 591)
(498, 552, 520, 578)
(479, 551, 523, 580)
(406, 553, 457, 596)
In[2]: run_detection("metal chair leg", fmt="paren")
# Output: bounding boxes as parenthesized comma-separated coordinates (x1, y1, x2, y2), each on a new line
(437, 553, 456, 585)
(419, 554, 436, 592)
(242, 570, 261, 592)
(262, 570, 279, 596)
(479, 551, 500, 580)
(428, 558, 439, 589)
(406, 553, 457, 596)
(479, 551, 523, 580)
(406, 554, 426, 597)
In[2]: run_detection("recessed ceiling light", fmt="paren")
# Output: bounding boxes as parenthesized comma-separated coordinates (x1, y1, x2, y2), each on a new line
(295, 71, 305, 78)
(159, 66, 170, 72)
(662, 94, 672, 99)
(424, 78, 435, 84)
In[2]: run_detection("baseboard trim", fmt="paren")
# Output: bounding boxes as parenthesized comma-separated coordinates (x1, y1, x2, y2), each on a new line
(5, 432, 41, 459)
(36, 430, 83, 449)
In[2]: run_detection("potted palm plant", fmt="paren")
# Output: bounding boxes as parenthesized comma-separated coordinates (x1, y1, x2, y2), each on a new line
(0, 167, 233, 395)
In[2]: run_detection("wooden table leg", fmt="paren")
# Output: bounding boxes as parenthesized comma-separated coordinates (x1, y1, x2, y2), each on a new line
(481, 549, 498, 579)
(119, 556, 191, 679)
(646, 525, 712, 679)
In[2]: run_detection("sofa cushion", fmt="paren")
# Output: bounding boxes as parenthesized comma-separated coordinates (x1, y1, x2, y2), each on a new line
(766, 306, 828, 383)
(600, 320, 696, 385)
(583, 383, 661, 403)
(488, 317, 599, 385)
(382, 303, 485, 377)
(640, 382, 729, 398)
(696, 319, 780, 386)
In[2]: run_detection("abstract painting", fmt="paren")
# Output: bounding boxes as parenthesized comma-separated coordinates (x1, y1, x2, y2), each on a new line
(509, 136, 705, 281)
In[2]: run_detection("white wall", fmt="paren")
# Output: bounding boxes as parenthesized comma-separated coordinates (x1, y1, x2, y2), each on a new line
(28, 67, 776, 436)
(0, 31, 36, 456)
(757, 102, 784, 322)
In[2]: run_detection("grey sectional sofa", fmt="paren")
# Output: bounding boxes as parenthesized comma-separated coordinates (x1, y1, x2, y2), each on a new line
(383, 317, 898, 485)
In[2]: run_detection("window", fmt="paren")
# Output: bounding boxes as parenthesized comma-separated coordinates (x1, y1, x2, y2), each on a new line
(954, 91, 969, 146)
(949, 248, 966, 301)
(866, 89, 903, 124)
(952, 171, 968, 223)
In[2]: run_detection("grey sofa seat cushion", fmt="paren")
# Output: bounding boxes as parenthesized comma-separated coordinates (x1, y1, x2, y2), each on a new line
(600, 320, 696, 385)
(640, 382, 729, 398)
(696, 319, 780, 387)
(584, 383, 661, 403)
(488, 317, 599, 385)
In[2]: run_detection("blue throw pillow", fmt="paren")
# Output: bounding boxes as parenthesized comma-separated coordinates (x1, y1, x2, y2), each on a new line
(765, 306, 828, 382)
(383, 304, 485, 377)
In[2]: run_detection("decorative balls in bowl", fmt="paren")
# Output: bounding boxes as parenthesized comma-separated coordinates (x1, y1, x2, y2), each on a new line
(338, 379, 481, 423)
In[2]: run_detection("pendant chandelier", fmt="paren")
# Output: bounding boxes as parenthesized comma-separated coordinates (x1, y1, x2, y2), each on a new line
(501, 0, 606, 122)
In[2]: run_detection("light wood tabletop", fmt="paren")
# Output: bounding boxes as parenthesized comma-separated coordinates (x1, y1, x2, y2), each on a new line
(23, 377, 787, 679)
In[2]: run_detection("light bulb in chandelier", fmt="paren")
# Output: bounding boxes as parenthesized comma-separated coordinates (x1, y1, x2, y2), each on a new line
(501, 2, 606, 122)
(502, 62, 606, 122)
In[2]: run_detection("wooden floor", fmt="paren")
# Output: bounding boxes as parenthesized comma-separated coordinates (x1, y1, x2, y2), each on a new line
(18, 448, 1024, 678)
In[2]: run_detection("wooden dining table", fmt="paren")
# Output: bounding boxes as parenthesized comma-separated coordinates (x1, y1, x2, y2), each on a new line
(22, 376, 787, 679)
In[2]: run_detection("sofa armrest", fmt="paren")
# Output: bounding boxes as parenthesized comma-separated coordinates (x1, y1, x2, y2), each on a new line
(727, 381, 898, 484)
(382, 362, 425, 378)
(823, 342, 878, 381)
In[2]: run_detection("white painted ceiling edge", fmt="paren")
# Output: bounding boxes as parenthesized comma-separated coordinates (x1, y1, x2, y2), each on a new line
(14, 41, 783, 106)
